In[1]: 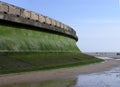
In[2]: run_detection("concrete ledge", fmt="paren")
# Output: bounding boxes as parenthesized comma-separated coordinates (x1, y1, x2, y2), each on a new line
(0, 12, 78, 41)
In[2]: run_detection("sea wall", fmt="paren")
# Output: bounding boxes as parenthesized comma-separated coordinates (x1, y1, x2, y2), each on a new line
(0, 23, 80, 52)
(0, 1, 79, 52)
(0, 1, 78, 41)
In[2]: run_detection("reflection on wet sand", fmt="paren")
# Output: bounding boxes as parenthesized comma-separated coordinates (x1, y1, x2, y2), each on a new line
(74, 66, 120, 87)
(1, 58, 120, 87)
(0, 78, 77, 87)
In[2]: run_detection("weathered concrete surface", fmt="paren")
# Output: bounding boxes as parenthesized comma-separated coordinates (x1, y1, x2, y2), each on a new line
(0, 1, 78, 41)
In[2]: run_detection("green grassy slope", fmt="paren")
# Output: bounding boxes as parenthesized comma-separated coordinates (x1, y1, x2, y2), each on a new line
(0, 52, 103, 74)
(0, 24, 103, 74)
(0, 24, 79, 52)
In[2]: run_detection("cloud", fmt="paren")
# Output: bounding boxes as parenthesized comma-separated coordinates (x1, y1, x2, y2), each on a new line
(119, 0, 120, 7)
(80, 19, 120, 24)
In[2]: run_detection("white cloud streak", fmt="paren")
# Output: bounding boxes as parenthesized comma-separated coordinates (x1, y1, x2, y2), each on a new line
(80, 19, 120, 24)
(119, 0, 120, 8)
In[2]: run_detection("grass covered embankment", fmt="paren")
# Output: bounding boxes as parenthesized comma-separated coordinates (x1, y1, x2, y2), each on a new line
(0, 52, 103, 74)
(0, 24, 79, 52)
(0, 22, 103, 74)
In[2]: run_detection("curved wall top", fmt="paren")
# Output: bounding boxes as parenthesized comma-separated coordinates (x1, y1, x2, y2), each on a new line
(0, 1, 78, 41)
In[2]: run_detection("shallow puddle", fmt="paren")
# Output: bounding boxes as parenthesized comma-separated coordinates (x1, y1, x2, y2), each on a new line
(74, 66, 120, 87)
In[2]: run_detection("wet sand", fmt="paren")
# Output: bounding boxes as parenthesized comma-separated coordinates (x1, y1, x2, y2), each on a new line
(0, 59, 120, 86)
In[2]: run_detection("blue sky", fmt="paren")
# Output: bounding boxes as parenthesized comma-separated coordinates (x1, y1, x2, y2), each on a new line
(1, 0, 120, 52)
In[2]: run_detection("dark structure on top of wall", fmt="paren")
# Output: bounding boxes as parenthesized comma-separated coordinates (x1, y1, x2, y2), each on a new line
(0, 1, 78, 41)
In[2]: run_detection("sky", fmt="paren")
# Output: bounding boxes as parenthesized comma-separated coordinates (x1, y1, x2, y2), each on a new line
(1, 0, 120, 52)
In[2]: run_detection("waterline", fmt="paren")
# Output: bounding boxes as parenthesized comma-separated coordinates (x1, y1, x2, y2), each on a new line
(74, 66, 120, 87)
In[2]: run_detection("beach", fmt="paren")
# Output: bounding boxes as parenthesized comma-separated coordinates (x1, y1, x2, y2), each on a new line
(0, 59, 120, 86)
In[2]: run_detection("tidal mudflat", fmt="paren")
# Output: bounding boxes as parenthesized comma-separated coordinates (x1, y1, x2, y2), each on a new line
(0, 58, 120, 87)
(1, 64, 120, 87)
